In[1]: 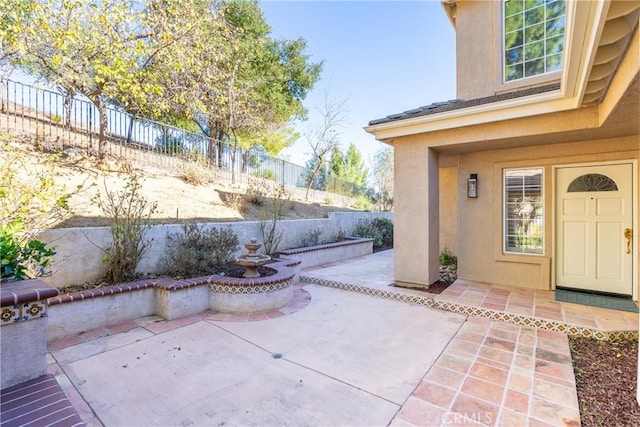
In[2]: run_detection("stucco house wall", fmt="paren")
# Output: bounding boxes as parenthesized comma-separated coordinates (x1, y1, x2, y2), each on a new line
(454, 136, 639, 291)
(452, 0, 565, 100)
(439, 165, 458, 255)
(454, 0, 496, 99)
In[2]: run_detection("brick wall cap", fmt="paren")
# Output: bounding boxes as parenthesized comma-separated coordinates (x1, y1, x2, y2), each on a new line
(1, 278, 59, 306)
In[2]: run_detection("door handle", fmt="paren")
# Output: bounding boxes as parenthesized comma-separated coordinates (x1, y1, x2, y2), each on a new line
(624, 228, 633, 254)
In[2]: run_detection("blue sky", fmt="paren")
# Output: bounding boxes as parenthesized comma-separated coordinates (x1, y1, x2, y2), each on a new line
(261, 0, 457, 166)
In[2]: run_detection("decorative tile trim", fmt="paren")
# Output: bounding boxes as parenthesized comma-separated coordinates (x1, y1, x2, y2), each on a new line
(210, 278, 294, 294)
(300, 275, 639, 341)
(1, 304, 21, 325)
(22, 301, 47, 321)
(1, 301, 48, 326)
(299, 276, 437, 308)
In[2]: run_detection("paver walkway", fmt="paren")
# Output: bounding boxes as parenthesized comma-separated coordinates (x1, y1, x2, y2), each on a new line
(391, 317, 580, 427)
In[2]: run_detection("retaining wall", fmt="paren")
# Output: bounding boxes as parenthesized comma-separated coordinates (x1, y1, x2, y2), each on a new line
(40, 212, 392, 286)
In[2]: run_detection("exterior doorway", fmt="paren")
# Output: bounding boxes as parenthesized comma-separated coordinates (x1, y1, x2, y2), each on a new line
(555, 163, 634, 296)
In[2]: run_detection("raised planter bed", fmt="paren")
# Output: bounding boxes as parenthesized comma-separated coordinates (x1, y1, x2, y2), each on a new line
(43, 239, 375, 342)
(46, 258, 300, 342)
(278, 237, 374, 270)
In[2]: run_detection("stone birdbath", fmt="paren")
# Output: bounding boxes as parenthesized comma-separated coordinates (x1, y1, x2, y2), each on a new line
(235, 238, 271, 278)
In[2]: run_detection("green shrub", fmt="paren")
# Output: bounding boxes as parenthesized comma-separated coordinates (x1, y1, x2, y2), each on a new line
(251, 170, 277, 181)
(300, 228, 323, 247)
(326, 228, 347, 244)
(352, 194, 372, 211)
(0, 143, 80, 282)
(1, 221, 55, 281)
(439, 248, 457, 268)
(92, 176, 157, 284)
(352, 217, 393, 250)
(161, 223, 239, 277)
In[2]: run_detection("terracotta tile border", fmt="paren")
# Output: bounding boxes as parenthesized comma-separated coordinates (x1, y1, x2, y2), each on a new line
(300, 275, 639, 341)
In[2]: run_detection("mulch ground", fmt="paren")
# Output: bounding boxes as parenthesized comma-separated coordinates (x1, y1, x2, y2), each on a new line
(59, 263, 276, 294)
(570, 337, 640, 426)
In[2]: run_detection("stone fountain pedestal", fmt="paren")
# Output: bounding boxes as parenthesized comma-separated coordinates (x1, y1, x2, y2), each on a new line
(235, 239, 270, 278)
(207, 239, 295, 314)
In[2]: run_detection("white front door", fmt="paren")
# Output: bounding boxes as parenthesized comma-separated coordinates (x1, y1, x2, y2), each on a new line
(556, 164, 634, 295)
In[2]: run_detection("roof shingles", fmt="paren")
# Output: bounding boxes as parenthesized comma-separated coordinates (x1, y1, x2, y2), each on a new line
(368, 83, 561, 126)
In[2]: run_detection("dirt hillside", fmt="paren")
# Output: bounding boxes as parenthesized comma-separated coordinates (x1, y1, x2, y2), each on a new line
(1, 136, 359, 229)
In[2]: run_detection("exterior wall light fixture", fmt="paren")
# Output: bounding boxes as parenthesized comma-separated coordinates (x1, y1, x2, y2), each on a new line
(467, 173, 478, 198)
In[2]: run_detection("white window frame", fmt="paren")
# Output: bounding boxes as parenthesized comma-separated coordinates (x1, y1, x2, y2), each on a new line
(502, 0, 566, 83)
(503, 167, 544, 255)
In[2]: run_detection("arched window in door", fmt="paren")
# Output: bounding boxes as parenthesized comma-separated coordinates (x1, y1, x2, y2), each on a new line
(567, 174, 618, 192)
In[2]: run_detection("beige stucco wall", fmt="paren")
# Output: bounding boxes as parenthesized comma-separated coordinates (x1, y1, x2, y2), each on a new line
(439, 165, 458, 255)
(455, 136, 639, 291)
(454, 0, 564, 100)
(393, 132, 638, 292)
(455, 0, 496, 99)
(393, 142, 440, 287)
(40, 212, 393, 287)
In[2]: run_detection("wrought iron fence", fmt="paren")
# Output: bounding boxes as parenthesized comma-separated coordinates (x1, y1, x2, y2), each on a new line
(0, 79, 363, 197)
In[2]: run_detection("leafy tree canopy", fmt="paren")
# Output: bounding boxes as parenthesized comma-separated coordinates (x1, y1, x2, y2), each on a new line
(0, 0, 322, 162)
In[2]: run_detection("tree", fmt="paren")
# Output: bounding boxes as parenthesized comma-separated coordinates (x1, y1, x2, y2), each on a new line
(328, 147, 345, 177)
(303, 95, 348, 199)
(342, 143, 368, 195)
(325, 143, 368, 196)
(237, 125, 299, 174)
(300, 156, 327, 191)
(372, 146, 394, 211)
(158, 0, 321, 176)
(0, 0, 204, 158)
(0, 0, 31, 71)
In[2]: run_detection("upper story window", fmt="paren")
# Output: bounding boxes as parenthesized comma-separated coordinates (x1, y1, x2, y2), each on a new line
(504, 0, 566, 82)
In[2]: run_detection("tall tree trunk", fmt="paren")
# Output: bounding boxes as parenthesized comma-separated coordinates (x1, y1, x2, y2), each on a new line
(95, 97, 108, 159)
(230, 130, 238, 184)
(217, 138, 224, 167)
(207, 120, 224, 166)
(305, 158, 323, 201)
(63, 92, 73, 128)
(242, 150, 249, 174)
(126, 116, 135, 144)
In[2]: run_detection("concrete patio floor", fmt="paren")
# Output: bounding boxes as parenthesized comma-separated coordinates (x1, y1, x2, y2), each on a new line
(45, 249, 638, 426)
(49, 284, 466, 426)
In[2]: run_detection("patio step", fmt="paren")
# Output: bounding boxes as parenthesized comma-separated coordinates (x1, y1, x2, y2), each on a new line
(0, 374, 84, 427)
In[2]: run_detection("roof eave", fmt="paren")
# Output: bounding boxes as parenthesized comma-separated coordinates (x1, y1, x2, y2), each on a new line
(441, 0, 457, 29)
(365, 1, 614, 144)
(364, 89, 573, 142)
